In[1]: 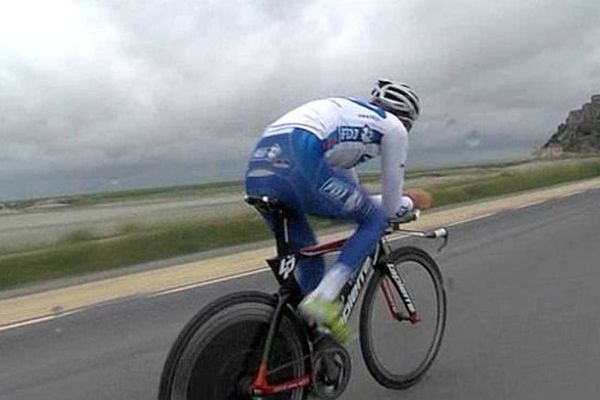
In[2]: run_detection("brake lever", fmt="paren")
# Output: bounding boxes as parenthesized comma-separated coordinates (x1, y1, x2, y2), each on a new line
(438, 230, 449, 252)
(425, 227, 450, 252)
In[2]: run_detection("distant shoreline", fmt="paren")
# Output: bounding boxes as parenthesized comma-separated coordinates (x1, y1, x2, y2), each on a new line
(0, 155, 539, 207)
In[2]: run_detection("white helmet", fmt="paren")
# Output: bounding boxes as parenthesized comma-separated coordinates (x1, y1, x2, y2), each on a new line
(370, 79, 420, 129)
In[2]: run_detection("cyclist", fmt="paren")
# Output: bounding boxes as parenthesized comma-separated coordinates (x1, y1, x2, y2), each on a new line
(245, 79, 432, 342)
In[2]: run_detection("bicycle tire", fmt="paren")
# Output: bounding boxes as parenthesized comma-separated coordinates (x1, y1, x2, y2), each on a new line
(158, 291, 311, 400)
(359, 246, 446, 389)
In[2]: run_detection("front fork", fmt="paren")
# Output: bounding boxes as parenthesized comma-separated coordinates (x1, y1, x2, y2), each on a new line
(381, 263, 421, 324)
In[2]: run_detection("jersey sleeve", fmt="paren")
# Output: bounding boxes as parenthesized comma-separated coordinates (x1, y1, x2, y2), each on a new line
(371, 122, 409, 217)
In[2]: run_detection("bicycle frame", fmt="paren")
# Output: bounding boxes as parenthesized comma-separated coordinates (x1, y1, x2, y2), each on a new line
(249, 197, 420, 397)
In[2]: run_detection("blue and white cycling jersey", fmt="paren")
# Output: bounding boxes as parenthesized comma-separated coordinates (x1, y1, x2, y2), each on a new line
(260, 97, 410, 217)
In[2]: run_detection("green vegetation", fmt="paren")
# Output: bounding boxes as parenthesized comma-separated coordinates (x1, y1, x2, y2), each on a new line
(0, 213, 264, 289)
(1, 157, 599, 290)
(0, 213, 337, 290)
(424, 158, 600, 207)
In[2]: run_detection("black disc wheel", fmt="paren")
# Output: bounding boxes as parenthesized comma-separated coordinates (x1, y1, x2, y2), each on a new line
(359, 247, 446, 389)
(158, 291, 310, 400)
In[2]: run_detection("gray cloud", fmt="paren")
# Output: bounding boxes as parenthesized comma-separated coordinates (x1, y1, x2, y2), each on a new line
(1, 0, 600, 199)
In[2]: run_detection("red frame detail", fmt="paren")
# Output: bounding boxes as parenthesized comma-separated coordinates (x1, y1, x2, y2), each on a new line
(409, 313, 421, 324)
(251, 363, 311, 396)
(381, 278, 421, 324)
(299, 237, 348, 257)
(380, 278, 402, 320)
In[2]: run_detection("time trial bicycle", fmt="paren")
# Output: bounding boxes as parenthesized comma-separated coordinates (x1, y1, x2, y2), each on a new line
(159, 195, 448, 399)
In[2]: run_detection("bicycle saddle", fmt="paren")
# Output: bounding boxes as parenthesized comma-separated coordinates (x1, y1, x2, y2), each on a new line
(244, 195, 295, 216)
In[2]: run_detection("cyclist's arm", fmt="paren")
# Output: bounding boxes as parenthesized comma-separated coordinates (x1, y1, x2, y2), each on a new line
(370, 124, 413, 217)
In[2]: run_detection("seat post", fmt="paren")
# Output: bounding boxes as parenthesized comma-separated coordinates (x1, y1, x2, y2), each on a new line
(245, 195, 293, 257)
(271, 208, 291, 257)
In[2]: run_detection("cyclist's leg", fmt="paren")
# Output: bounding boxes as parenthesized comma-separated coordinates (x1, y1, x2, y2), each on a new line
(283, 133, 387, 341)
(303, 170, 388, 300)
(286, 215, 324, 293)
(297, 171, 386, 342)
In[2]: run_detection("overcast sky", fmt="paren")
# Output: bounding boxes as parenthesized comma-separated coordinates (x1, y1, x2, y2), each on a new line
(1, 0, 599, 200)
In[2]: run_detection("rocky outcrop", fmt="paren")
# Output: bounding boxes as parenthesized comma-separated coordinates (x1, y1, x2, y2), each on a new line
(542, 95, 600, 154)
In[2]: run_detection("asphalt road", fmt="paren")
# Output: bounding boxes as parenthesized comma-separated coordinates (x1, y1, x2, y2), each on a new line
(0, 188, 599, 400)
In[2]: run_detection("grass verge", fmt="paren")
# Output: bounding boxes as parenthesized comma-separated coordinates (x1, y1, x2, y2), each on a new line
(0, 213, 264, 290)
(425, 158, 600, 207)
(0, 213, 337, 290)
(1, 157, 599, 290)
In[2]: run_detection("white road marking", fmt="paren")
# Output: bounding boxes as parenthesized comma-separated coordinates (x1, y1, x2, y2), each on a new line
(0, 309, 81, 332)
(446, 212, 497, 227)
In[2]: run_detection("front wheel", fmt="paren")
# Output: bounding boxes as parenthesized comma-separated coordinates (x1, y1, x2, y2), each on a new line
(158, 291, 311, 400)
(359, 246, 446, 389)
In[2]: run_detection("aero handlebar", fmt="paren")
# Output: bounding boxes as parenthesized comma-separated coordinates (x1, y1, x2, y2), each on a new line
(387, 209, 450, 251)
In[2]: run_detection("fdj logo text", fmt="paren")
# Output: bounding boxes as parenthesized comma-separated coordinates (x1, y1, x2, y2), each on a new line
(339, 127, 361, 141)
(339, 125, 372, 142)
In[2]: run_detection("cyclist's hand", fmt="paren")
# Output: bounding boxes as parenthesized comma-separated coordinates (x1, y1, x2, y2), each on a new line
(394, 209, 420, 224)
(405, 188, 432, 210)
